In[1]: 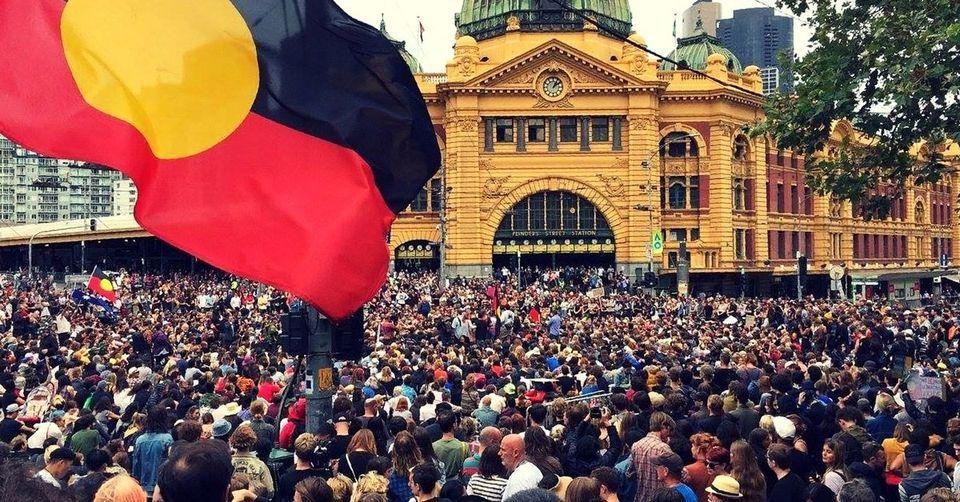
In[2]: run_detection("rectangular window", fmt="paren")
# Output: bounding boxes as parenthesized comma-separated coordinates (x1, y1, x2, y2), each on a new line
(733, 178, 745, 211)
(559, 118, 578, 142)
(561, 193, 577, 230)
(777, 231, 786, 259)
(668, 251, 678, 268)
(545, 191, 561, 230)
(668, 177, 686, 209)
(527, 119, 546, 142)
(734, 229, 745, 260)
(691, 228, 700, 241)
(495, 119, 514, 143)
(790, 185, 799, 214)
(429, 178, 442, 212)
(591, 117, 609, 142)
(578, 202, 594, 229)
(409, 188, 427, 212)
(776, 183, 784, 213)
(529, 193, 545, 230)
(668, 229, 687, 242)
(804, 187, 813, 215)
(689, 176, 700, 209)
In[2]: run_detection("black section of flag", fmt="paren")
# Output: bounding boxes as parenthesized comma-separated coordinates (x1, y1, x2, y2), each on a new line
(231, 0, 441, 214)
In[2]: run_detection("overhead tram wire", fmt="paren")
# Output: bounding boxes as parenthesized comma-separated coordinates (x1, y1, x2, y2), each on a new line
(550, 0, 766, 100)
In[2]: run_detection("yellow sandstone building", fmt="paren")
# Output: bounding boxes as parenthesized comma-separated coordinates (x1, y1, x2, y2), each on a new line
(388, 0, 960, 299)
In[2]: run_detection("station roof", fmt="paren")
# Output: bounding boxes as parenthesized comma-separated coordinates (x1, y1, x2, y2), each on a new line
(0, 215, 149, 247)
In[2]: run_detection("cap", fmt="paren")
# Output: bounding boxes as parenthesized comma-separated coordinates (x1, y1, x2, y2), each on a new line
(333, 414, 351, 423)
(50, 410, 66, 421)
(905, 444, 924, 464)
(705, 475, 743, 499)
(5, 403, 19, 414)
(772, 416, 796, 439)
(48, 447, 77, 462)
(652, 451, 684, 475)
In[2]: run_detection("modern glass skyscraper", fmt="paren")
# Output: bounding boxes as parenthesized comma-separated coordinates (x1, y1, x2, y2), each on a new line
(718, 7, 794, 94)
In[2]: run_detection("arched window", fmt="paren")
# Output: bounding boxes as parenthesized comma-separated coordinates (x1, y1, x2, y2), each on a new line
(732, 135, 750, 161)
(915, 200, 925, 223)
(829, 196, 842, 218)
(660, 131, 699, 158)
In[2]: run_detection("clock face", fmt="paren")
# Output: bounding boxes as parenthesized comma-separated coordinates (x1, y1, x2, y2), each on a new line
(542, 76, 564, 98)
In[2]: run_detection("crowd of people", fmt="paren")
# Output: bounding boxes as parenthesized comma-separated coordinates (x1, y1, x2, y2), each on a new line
(0, 266, 958, 502)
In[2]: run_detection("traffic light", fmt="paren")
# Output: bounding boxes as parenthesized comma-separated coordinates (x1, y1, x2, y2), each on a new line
(89, 218, 97, 231)
(798, 255, 808, 282)
(643, 271, 658, 288)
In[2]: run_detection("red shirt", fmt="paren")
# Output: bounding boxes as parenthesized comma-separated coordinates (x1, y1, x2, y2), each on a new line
(258, 381, 281, 401)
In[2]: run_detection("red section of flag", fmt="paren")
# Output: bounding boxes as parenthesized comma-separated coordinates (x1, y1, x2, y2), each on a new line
(87, 267, 116, 302)
(0, 0, 394, 319)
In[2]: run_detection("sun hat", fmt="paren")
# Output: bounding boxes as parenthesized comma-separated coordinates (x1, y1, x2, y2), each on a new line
(706, 475, 743, 499)
(212, 419, 232, 438)
(219, 402, 241, 416)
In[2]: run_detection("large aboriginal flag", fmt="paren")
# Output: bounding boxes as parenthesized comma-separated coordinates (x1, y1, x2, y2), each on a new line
(0, 0, 440, 319)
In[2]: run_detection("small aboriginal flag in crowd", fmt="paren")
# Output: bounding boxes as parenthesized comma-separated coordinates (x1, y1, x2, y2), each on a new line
(87, 267, 116, 302)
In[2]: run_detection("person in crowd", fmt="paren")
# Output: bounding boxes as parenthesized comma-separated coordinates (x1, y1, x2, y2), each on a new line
(131, 406, 173, 496)
(728, 440, 765, 502)
(464, 426, 504, 480)
(157, 440, 234, 502)
(339, 428, 378, 482)
(293, 477, 335, 502)
(467, 445, 509, 501)
(230, 423, 275, 499)
(35, 446, 76, 489)
(898, 444, 951, 502)
(409, 463, 450, 502)
(767, 443, 806, 502)
(821, 439, 851, 495)
(93, 475, 148, 502)
(631, 412, 676, 502)
(433, 411, 468, 481)
(501, 434, 543, 499)
(654, 452, 698, 502)
(704, 475, 744, 502)
(70, 448, 118, 500)
(278, 433, 326, 502)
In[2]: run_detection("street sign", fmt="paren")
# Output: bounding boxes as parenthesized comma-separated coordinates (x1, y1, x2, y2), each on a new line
(651, 231, 664, 256)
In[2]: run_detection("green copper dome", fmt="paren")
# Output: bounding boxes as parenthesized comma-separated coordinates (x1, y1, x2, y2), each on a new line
(456, 0, 632, 41)
(661, 20, 742, 73)
(380, 16, 422, 73)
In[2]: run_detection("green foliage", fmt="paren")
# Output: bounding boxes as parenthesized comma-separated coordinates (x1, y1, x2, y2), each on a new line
(755, 0, 960, 218)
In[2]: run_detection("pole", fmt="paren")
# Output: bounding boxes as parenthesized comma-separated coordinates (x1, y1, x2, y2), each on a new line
(796, 252, 802, 300)
(437, 159, 447, 293)
(303, 306, 334, 433)
(81, 240, 85, 273)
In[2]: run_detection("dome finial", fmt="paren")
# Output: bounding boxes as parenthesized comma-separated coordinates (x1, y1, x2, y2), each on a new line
(380, 13, 386, 33)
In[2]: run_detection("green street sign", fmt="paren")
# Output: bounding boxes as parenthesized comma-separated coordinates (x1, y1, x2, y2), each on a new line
(651, 231, 664, 255)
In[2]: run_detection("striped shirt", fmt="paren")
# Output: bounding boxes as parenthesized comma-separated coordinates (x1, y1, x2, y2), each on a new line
(468, 475, 508, 502)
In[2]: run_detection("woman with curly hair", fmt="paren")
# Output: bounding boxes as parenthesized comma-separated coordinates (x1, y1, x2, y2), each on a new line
(686, 433, 720, 502)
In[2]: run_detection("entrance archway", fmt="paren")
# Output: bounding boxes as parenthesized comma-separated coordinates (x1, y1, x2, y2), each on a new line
(394, 240, 440, 271)
(492, 190, 615, 269)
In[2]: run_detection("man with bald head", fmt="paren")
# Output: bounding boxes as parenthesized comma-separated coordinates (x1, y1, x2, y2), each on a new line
(500, 433, 543, 499)
(463, 426, 504, 480)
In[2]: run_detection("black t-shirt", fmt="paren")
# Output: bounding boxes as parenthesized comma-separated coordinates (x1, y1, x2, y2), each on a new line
(276, 468, 326, 502)
(0, 418, 22, 444)
(340, 450, 376, 481)
(770, 472, 807, 502)
(326, 434, 351, 460)
(558, 375, 577, 395)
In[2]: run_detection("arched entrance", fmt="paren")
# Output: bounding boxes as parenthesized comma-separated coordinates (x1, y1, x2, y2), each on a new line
(394, 240, 440, 271)
(492, 190, 615, 269)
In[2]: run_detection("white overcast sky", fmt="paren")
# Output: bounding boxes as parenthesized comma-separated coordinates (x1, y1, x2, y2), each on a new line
(337, 0, 813, 73)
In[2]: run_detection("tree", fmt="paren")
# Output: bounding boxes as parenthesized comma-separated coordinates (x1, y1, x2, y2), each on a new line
(756, 0, 960, 218)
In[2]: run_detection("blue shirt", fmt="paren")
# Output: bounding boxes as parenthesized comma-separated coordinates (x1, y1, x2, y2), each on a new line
(548, 314, 562, 337)
(546, 356, 560, 371)
(675, 483, 698, 502)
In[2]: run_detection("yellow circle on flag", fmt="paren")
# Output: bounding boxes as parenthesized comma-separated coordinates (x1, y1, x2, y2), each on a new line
(61, 0, 259, 159)
(99, 278, 114, 292)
